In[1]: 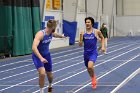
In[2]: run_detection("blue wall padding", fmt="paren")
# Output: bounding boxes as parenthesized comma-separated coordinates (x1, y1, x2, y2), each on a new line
(93, 22, 99, 29)
(41, 22, 45, 30)
(45, 16, 54, 21)
(63, 20, 77, 45)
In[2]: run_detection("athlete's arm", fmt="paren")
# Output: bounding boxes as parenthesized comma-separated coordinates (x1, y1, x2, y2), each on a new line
(97, 30, 105, 52)
(52, 32, 66, 38)
(32, 31, 47, 63)
(79, 31, 84, 46)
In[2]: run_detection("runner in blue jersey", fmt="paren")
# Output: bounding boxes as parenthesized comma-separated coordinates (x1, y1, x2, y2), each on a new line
(79, 17, 105, 89)
(32, 20, 66, 93)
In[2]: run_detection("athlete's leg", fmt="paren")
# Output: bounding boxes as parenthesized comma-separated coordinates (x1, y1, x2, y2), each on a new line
(46, 71, 53, 87)
(87, 61, 94, 78)
(104, 38, 108, 53)
(87, 61, 97, 89)
(38, 67, 46, 93)
(88, 53, 98, 89)
(32, 55, 46, 93)
(84, 53, 97, 89)
(84, 54, 96, 77)
(44, 53, 53, 93)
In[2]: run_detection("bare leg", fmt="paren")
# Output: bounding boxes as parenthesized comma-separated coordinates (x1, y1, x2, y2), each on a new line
(38, 67, 46, 93)
(87, 61, 97, 89)
(104, 38, 108, 53)
(87, 61, 94, 78)
(46, 71, 53, 88)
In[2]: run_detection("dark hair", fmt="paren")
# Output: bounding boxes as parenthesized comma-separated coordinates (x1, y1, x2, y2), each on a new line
(101, 23, 106, 28)
(85, 17, 94, 26)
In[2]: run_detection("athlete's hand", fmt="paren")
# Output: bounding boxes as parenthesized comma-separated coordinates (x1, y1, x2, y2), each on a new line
(62, 34, 67, 38)
(79, 42, 83, 46)
(40, 58, 48, 63)
(62, 34, 65, 38)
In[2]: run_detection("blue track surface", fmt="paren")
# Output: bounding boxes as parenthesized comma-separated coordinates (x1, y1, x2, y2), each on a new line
(0, 37, 140, 93)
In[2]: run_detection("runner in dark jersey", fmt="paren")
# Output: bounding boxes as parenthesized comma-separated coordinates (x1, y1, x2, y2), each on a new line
(98, 23, 108, 54)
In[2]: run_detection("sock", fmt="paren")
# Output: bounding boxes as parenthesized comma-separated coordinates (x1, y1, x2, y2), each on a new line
(48, 83, 52, 88)
(40, 88, 44, 93)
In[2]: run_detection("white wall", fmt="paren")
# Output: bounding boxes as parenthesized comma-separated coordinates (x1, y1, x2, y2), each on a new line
(116, 0, 123, 16)
(42, 0, 69, 49)
(42, 0, 140, 46)
(87, 0, 103, 21)
(115, 0, 140, 36)
(123, 0, 140, 15)
(75, 0, 116, 38)
(116, 16, 140, 36)
(102, 0, 116, 37)
(76, 13, 86, 41)
(63, 0, 87, 41)
(76, 0, 102, 40)
(86, 0, 99, 19)
(76, 0, 140, 37)
(117, 0, 140, 16)
(74, 0, 140, 37)
(43, 11, 63, 34)
(63, 0, 113, 40)
(63, 0, 78, 21)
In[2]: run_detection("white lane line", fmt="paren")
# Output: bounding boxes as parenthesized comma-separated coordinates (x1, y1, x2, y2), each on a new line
(97, 60, 140, 62)
(0, 61, 85, 92)
(0, 59, 32, 68)
(0, 69, 36, 81)
(54, 84, 118, 87)
(0, 84, 118, 87)
(0, 51, 83, 73)
(32, 46, 140, 93)
(110, 67, 140, 93)
(51, 47, 82, 55)
(0, 42, 137, 74)
(0, 41, 135, 68)
(0, 45, 139, 92)
(0, 47, 83, 68)
(73, 54, 140, 93)
(0, 42, 136, 80)
(0, 58, 82, 81)
(52, 51, 82, 59)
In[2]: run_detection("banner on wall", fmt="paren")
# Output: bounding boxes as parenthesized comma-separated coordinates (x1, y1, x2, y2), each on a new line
(46, 0, 51, 10)
(52, 0, 61, 10)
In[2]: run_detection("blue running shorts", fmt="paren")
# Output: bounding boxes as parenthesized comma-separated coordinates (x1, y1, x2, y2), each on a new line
(84, 52, 98, 67)
(32, 52, 52, 72)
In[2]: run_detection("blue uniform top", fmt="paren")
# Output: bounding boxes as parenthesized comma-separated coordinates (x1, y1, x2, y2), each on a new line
(32, 30, 52, 57)
(83, 29, 97, 54)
